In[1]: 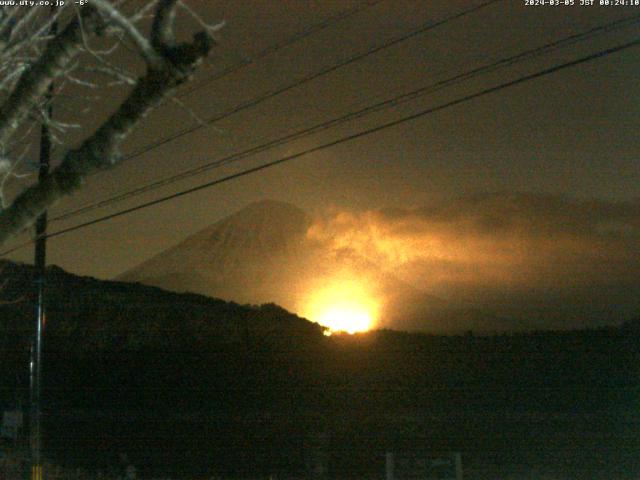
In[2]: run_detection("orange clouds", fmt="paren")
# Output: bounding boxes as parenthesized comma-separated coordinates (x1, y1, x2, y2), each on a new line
(303, 192, 640, 327)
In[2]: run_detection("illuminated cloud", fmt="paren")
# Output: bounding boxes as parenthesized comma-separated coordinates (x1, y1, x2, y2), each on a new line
(305, 192, 640, 328)
(123, 194, 640, 332)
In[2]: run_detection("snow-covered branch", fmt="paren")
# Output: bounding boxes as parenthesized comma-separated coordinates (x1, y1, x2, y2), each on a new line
(0, 0, 218, 245)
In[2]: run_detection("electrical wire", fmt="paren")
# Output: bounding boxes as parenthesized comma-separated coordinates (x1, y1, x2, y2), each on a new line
(1, 35, 637, 257)
(47, 12, 640, 224)
(177, 0, 385, 98)
(0, 0, 381, 158)
(40, 0, 502, 227)
(71, 0, 502, 184)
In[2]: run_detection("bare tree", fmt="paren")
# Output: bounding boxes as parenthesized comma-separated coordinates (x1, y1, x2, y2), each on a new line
(0, 0, 220, 246)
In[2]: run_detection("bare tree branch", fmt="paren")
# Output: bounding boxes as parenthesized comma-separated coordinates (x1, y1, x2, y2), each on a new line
(0, 9, 102, 147)
(0, 1, 215, 245)
(151, 0, 177, 51)
(91, 0, 164, 69)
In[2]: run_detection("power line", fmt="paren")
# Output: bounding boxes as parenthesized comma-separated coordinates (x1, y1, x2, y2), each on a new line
(50, 0, 502, 225)
(1, 0, 381, 159)
(2, 36, 637, 258)
(49, 0, 502, 223)
(82, 1, 502, 172)
(48, 13, 640, 224)
(177, 0, 385, 98)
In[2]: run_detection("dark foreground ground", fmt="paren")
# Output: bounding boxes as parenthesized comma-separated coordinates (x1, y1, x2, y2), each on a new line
(37, 409, 638, 480)
(0, 262, 638, 479)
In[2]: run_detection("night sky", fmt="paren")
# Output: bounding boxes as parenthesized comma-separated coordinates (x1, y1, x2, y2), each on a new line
(4, 0, 639, 329)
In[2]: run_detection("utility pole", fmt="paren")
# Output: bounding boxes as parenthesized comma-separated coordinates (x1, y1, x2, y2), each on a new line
(30, 13, 55, 480)
(30, 101, 50, 480)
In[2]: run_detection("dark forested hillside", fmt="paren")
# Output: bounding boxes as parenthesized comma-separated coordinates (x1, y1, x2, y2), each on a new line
(0, 260, 638, 479)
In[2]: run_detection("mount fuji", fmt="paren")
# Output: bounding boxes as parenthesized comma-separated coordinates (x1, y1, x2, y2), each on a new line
(119, 200, 509, 333)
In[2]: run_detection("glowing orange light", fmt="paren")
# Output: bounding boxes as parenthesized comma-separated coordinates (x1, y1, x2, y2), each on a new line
(302, 279, 379, 334)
